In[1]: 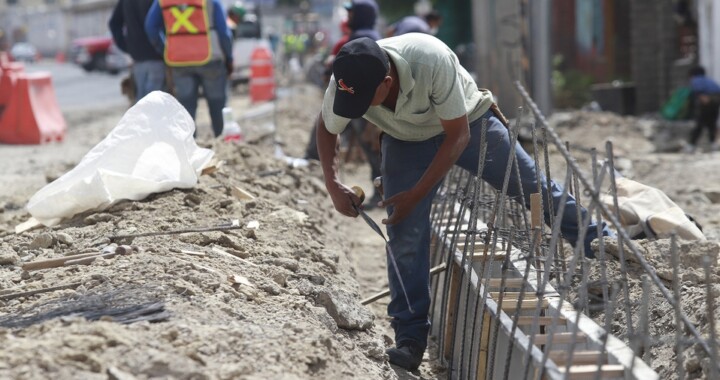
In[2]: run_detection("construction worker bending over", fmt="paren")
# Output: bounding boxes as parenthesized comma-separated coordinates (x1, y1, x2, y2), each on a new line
(145, 0, 233, 137)
(315, 35, 613, 371)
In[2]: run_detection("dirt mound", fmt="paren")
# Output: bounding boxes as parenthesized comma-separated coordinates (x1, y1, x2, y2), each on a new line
(551, 111, 720, 379)
(0, 143, 393, 379)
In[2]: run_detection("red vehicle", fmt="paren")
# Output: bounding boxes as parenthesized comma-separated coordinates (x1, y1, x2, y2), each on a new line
(70, 36, 129, 74)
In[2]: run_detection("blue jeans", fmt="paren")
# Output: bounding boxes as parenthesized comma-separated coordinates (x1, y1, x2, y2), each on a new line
(381, 111, 611, 348)
(132, 60, 166, 102)
(172, 60, 228, 137)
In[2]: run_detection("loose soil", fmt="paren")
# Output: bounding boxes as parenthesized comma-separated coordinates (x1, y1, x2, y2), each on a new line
(1, 84, 719, 380)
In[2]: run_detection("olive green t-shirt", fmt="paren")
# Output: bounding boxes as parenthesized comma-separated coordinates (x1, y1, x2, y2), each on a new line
(322, 33, 494, 141)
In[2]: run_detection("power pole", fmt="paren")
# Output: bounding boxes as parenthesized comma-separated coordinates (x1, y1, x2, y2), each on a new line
(530, 0, 552, 116)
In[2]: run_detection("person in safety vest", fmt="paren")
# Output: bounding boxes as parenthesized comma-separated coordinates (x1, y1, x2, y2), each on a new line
(145, 0, 233, 137)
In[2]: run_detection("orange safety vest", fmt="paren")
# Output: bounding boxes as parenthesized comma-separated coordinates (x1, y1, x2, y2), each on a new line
(160, 0, 212, 66)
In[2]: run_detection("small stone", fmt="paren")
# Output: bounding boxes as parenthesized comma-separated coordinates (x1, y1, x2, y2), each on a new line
(20, 271, 30, 280)
(84, 213, 113, 225)
(684, 352, 701, 373)
(184, 194, 202, 207)
(0, 251, 19, 265)
(316, 287, 374, 331)
(56, 233, 74, 245)
(272, 273, 287, 287)
(29, 233, 54, 249)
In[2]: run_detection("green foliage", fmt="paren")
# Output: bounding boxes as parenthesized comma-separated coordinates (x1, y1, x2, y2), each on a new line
(378, 0, 424, 24)
(276, 0, 307, 7)
(552, 55, 594, 109)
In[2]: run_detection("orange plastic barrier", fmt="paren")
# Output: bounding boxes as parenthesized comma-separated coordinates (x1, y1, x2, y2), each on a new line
(249, 46, 275, 103)
(0, 72, 66, 144)
(0, 62, 24, 109)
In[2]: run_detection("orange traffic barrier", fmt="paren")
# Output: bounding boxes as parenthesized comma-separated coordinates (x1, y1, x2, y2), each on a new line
(0, 72, 66, 144)
(249, 46, 275, 103)
(0, 62, 24, 110)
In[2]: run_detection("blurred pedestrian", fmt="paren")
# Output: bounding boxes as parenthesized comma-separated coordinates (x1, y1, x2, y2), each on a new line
(145, 0, 233, 137)
(315, 35, 613, 371)
(109, 0, 166, 103)
(685, 65, 720, 152)
(385, 10, 443, 37)
(305, 0, 384, 209)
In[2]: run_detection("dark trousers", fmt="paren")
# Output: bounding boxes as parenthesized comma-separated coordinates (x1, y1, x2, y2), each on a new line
(690, 99, 720, 145)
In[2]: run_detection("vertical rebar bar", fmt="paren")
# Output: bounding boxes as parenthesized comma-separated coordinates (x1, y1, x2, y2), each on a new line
(670, 234, 685, 380)
(703, 255, 719, 380)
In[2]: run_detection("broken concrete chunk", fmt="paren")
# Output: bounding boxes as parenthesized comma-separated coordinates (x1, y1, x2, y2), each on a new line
(316, 287, 374, 331)
(310, 306, 338, 333)
(0, 251, 19, 265)
(56, 232, 74, 245)
(29, 233, 54, 249)
(246, 220, 260, 230)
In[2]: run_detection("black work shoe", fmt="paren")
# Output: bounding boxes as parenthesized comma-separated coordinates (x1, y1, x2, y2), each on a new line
(386, 342, 425, 371)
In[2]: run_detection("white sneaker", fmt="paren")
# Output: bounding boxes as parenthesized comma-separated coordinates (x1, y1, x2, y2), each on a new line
(682, 144, 697, 154)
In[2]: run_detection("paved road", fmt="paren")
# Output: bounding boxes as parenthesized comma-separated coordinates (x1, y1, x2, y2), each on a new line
(24, 60, 128, 113)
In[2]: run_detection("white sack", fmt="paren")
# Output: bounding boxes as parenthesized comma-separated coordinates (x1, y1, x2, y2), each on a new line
(600, 177, 705, 241)
(27, 91, 214, 226)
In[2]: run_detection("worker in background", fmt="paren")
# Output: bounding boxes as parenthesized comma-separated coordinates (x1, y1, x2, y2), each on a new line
(315, 35, 613, 371)
(145, 0, 233, 138)
(305, 0, 384, 209)
(342, 0, 383, 207)
(685, 65, 720, 153)
(226, 2, 246, 39)
(109, 0, 166, 102)
(385, 10, 443, 37)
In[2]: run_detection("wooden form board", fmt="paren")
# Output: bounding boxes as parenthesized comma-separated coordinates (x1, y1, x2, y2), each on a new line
(433, 199, 658, 380)
(438, 232, 565, 379)
(509, 245, 659, 380)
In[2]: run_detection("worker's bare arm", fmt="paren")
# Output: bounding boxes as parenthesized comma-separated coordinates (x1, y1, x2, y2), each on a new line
(316, 112, 362, 217)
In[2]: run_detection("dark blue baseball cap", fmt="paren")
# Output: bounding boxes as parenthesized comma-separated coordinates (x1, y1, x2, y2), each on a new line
(332, 37, 389, 118)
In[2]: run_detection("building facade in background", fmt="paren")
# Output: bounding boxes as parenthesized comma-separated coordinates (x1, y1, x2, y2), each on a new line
(0, 0, 115, 56)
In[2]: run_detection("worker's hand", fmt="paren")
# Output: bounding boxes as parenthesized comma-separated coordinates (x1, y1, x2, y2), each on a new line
(225, 60, 234, 77)
(380, 190, 420, 225)
(326, 180, 362, 218)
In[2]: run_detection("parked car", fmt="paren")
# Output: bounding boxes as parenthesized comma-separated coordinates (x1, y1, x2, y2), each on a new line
(10, 42, 38, 63)
(70, 36, 130, 74)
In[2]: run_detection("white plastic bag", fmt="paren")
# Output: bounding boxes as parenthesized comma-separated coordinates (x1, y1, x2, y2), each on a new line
(27, 91, 214, 226)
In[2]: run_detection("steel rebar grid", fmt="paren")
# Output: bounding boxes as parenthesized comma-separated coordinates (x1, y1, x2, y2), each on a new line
(514, 81, 720, 372)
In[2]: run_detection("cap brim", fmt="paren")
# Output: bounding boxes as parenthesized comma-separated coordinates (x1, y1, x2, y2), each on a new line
(333, 85, 374, 119)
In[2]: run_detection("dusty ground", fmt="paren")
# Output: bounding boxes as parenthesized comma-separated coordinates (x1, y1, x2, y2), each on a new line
(549, 111, 720, 379)
(2, 81, 720, 380)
